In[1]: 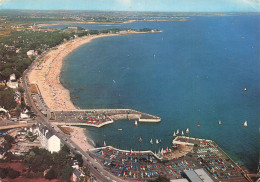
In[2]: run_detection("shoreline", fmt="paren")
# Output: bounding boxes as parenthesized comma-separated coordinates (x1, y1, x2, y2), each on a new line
(69, 126, 94, 151)
(28, 33, 119, 111)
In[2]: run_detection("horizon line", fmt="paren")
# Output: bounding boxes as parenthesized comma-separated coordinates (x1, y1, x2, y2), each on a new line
(1, 9, 260, 13)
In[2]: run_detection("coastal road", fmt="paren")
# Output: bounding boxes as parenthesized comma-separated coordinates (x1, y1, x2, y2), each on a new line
(21, 53, 125, 182)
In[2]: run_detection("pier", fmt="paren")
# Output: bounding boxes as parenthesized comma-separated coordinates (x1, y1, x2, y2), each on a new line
(51, 109, 161, 127)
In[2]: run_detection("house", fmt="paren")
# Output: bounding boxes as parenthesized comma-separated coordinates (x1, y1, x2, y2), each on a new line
(38, 126, 60, 153)
(0, 107, 7, 113)
(10, 73, 16, 81)
(17, 128, 27, 135)
(72, 169, 85, 182)
(27, 50, 37, 57)
(6, 73, 18, 89)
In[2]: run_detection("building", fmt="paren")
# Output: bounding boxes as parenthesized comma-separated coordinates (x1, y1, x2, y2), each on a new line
(10, 73, 16, 81)
(6, 73, 18, 89)
(72, 169, 85, 182)
(38, 126, 61, 153)
(27, 50, 37, 57)
(183, 169, 214, 182)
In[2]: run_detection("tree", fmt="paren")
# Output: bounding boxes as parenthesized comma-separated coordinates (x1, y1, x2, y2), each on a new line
(61, 144, 70, 155)
(45, 167, 57, 180)
(18, 87, 24, 94)
(0, 88, 17, 110)
(74, 154, 83, 167)
(0, 168, 8, 178)
(61, 165, 73, 181)
(4, 135, 15, 143)
(6, 167, 20, 179)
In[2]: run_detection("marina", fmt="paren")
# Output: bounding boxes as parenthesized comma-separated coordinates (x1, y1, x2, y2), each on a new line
(88, 136, 251, 181)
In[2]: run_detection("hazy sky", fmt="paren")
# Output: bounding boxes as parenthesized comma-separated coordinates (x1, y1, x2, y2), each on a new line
(0, 0, 260, 12)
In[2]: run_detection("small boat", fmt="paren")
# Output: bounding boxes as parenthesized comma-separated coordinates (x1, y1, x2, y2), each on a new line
(134, 120, 138, 126)
(186, 128, 189, 134)
(103, 141, 106, 147)
(139, 137, 142, 142)
(243, 121, 247, 127)
(244, 88, 247, 92)
(150, 139, 153, 145)
(176, 129, 179, 135)
(219, 120, 222, 125)
(118, 128, 122, 131)
(181, 131, 184, 135)
(173, 132, 176, 137)
(156, 139, 159, 144)
(197, 122, 200, 127)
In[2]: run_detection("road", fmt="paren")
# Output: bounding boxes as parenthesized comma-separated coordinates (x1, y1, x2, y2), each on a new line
(21, 52, 125, 182)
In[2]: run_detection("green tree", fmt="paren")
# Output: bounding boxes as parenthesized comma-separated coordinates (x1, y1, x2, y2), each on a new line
(74, 154, 83, 167)
(0, 88, 17, 110)
(45, 167, 58, 180)
(61, 165, 73, 182)
(4, 135, 15, 143)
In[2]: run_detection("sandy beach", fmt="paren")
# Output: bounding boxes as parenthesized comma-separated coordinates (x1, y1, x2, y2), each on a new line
(69, 126, 94, 151)
(28, 33, 117, 111)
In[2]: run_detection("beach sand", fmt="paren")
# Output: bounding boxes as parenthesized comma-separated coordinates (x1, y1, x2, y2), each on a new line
(69, 126, 94, 151)
(28, 34, 117, 111)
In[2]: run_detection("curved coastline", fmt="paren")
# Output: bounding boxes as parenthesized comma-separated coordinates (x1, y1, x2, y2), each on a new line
(28, 33, 118, 111)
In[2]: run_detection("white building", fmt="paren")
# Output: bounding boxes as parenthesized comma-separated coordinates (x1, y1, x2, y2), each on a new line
(38, 126, 61, 153)
(27, 50, 37, 57)
(10, 73, 16, 81)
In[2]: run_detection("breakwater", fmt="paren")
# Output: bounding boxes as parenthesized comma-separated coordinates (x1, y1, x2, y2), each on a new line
(52, 109, 161, 128)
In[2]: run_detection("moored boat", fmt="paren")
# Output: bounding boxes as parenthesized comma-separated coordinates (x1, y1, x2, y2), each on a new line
(150, 139, 153, 144)
(173, 131, 176, 137)
(156, 139, 159, 144)
(139, 137, 142, 142)
(186, 128, 189, 134)
(181, 130, 184, 135)
(134, 120, 138, 126)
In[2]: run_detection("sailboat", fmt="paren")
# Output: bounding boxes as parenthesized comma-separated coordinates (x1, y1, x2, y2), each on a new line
(103, 141, 106, 147)
(134, 120, 138, 126)
(219, 120, 222, 125)
(243, 121, 247, 127)
(156, 139, 159, 144)
(150, 139, 153, 144)
(176, 129, 179, 135)
(244, 88, 247, 92)
(173, 132, 176, 137)
(181, 131, 184, 135)
(139, 137, 142, 142)
(197, 122, 200, 127)
(186, 128, 189, 134)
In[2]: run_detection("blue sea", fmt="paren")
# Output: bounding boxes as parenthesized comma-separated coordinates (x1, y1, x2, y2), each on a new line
(58, 14, 260, 172)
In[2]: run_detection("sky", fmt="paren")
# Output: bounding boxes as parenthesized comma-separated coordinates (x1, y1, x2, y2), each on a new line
(0, 0, 260, 12)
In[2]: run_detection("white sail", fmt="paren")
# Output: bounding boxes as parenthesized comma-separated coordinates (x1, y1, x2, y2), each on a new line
(150, 139, 153, 144)
(219, 120, 222, 125)
(135, 120, 138, 126)
(161, 148, 164, 154)
(186, 128, 189, 134)
(173, 132, 176, 137)
(181, 130, 184, 135)
(176, 129, 179, 135)
(244, 121, 247, 127)
(156, 139, 159, 144)
(103, 141, 106, 146)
